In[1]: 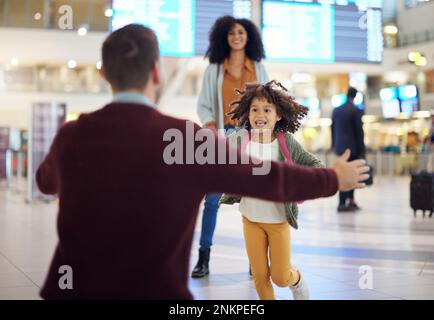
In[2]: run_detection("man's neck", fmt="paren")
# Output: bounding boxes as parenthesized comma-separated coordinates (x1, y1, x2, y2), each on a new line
(112, 89, 155, 104)
(112, 89, 156, 108)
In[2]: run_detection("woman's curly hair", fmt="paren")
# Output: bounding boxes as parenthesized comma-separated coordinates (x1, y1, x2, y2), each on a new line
(205, 15, 266, 64)
(228, 80, 309, 134)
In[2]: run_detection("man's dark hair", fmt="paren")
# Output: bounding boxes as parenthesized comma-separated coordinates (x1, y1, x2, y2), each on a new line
(347, 87, 358, 100)
(102, 24, 159, 91)
(205, 16, 266, 64)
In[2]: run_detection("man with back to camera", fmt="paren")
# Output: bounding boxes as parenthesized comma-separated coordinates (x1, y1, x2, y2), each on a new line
(331, 87, 366, 212)
(36, 24, 369, 299)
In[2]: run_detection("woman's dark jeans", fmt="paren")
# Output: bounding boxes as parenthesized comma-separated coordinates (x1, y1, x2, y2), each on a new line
(199, 125, 236, 249)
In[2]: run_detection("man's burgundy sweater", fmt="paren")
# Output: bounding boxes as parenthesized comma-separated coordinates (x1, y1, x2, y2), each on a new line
(36, 103, 338, 299)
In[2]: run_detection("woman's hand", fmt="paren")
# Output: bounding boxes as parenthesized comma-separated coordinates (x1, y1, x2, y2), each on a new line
(204, 121, 216, 129)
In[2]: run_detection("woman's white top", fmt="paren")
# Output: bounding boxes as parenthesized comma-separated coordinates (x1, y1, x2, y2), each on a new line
(239, 139, 287, 223)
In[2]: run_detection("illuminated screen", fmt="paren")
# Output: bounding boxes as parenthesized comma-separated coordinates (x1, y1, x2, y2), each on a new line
(398, 85, 419, 116)
(296, 97, 320, 118)
(112, 0, 251, 57)
(262, 0, 383, 63)
(332, 93, 364, 110)
(380, 87, 400, 119)
(332, 94, 347, 108)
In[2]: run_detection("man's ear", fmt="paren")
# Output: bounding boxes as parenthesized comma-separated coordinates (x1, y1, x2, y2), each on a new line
(99, 66, 106, 81)
(151, 61, 161, 86)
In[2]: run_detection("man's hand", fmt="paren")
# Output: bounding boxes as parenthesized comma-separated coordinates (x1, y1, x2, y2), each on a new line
(333, 149, 369, 191)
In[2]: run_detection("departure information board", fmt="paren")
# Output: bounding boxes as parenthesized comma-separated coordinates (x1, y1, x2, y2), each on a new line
(112, 0, 195, 56)
(398, 84, 419, 116)
(380, 87, 400, 119)
(112, 0, 251, 57)
(262, 0, 383, 63)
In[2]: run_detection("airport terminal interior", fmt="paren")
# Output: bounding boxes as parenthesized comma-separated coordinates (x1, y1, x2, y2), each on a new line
(1, 0, 434, 300)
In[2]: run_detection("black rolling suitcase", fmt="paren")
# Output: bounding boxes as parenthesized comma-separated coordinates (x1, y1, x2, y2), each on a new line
(410, 171, 434, 217)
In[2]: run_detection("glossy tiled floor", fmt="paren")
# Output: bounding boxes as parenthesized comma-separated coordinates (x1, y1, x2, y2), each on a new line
(1, 176, 434, 300)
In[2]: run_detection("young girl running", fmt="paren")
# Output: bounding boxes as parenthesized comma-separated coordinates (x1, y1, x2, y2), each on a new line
(220, 80, 324, 300)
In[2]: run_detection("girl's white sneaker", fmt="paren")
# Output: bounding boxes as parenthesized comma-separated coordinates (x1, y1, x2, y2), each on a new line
(289, 273, 310, 300)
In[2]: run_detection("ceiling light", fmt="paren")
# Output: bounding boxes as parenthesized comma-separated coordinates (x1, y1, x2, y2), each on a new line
(408, 52, 421, 62)
(383, 25, 398, 35)
(10, 57, 19, 66)
(68, 60, 77, 69)
(77, 26, 88, 36)
(415, 56, 427, 67)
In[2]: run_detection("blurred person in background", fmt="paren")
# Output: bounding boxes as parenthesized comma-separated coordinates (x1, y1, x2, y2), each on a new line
(424, 112, 434, 171)
(194, 15, 269, 278)
(331, 87, 366, 212)
(426, 112, 434, 151)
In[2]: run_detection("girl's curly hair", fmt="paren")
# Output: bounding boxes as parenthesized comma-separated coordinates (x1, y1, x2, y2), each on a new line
(228, 80, 309, 134)
(205, 15, 266, 64)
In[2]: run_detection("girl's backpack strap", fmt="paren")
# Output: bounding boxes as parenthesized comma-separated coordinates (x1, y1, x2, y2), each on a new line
(278, 132, 293, 164)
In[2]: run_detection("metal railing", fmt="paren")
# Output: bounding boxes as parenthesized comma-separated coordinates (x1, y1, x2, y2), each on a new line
(0, 149, 27, 193)
(398, 29, 434, 47)
(314, 150, 433, 176)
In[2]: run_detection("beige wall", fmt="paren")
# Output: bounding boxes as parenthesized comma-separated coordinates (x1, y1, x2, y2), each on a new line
(397, 1, 434, 38)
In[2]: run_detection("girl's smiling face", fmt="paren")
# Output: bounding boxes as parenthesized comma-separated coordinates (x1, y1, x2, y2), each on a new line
(248, 97, 281, 133)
